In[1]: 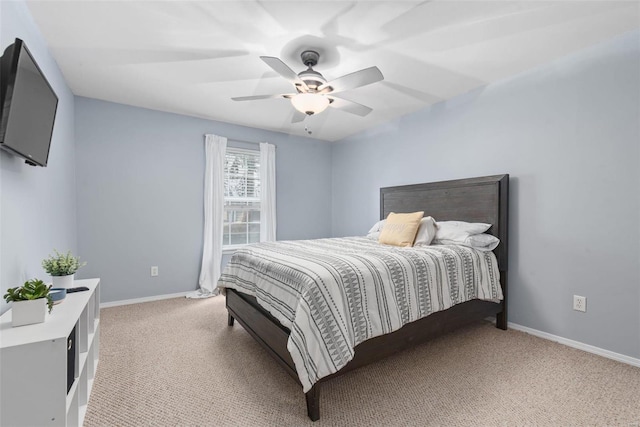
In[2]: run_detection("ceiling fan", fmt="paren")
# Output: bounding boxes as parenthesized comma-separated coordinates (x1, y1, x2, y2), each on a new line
(232, 50, 384, 122)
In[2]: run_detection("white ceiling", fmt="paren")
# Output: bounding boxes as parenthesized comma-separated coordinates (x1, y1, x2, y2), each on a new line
(26, 1, 639, 142)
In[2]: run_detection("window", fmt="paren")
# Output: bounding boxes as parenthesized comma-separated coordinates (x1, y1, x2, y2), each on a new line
(223, 148, 261, 248)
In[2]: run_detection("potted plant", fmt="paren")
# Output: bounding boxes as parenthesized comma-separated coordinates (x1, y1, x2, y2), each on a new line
(3, 279, 54, 327)
(42, 249, 86, 289)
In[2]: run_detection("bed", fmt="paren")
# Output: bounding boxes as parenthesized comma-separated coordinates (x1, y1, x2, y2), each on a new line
(219, 174, 509, 421)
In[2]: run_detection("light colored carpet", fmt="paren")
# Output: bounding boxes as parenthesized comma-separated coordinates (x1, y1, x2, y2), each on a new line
(85, 296, 640, 426)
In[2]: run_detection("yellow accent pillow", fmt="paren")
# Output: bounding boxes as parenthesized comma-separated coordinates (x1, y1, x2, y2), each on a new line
(378, 211, 424, 247)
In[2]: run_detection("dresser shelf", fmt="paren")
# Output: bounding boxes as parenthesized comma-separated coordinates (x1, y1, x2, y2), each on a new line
(1, 278, 100, 426)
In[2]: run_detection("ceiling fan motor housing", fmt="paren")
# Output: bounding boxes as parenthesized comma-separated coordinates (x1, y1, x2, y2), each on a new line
(297, 69, 326, 91)
(297, 50, 327, 91)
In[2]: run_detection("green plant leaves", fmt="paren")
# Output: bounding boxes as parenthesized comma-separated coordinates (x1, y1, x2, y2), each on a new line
(42, 249, 86, 276)
(3, 279, 53, 313)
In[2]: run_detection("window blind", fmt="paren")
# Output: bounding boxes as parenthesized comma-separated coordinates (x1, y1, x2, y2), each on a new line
(223, 148, 261, 247)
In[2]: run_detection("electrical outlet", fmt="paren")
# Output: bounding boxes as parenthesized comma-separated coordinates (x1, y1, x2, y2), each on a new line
(151, 266, 159, 277)
(573, 295, 586, 312)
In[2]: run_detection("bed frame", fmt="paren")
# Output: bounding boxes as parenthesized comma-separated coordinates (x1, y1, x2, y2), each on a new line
(225, 174, 509, 421)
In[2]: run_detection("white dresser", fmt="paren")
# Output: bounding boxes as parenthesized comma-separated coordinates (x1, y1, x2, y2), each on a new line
(0, 278, 100, 426)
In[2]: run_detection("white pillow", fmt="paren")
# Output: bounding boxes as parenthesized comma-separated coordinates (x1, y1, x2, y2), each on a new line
(413, 216, 438, 246)
(366, 220, 385, 239)
(368, 220, 384, 234)
(434, 221, 491, 241)
(435, 234, 500, 251)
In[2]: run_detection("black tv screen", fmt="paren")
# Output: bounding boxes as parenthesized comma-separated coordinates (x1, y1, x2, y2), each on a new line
(0, 38, 58, 167)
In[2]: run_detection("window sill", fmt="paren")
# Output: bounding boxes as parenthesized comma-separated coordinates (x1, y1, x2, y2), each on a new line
(223, 245, 251, 255)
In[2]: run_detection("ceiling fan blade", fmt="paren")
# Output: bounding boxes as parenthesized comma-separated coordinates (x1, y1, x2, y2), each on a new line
(328, 96, 373, 117)
(231, 94, 293, 101)
(260, 56, 309, 92)
(87, 47, 249, 65)
(318, 66, 384, 94)
(291, 110, 307, 123)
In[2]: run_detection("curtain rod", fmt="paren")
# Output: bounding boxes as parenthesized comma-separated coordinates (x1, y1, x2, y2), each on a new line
(203, 135, 275, 148)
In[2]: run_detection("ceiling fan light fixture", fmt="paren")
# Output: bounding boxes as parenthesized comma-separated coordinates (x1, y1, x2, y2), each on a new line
(291, 93, 330, 116)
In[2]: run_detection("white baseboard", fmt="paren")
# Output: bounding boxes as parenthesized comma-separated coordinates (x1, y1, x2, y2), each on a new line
(508, 322, 640, 368)
(100, 291, 193, 308)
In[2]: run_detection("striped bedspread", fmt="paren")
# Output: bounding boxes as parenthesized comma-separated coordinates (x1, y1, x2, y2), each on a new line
(218, 236, 503, 392)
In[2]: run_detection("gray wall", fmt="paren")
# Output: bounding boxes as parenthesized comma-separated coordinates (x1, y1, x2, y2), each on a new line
(74, 97, 332, 303)
(0, 1, 77, 314)
(332, 30, 640, 359)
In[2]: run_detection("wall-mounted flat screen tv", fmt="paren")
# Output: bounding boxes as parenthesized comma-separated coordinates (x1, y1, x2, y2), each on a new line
(0, 38, 58, 167)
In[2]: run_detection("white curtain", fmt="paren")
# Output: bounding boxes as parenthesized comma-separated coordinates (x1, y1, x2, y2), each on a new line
(188, 134, 227, 299)
(260, 142, 277, 242)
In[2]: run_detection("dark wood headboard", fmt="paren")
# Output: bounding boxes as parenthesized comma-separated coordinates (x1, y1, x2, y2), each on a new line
(380, 174, 509, 271)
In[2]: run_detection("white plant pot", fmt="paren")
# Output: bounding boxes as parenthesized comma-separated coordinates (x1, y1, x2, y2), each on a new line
(52, 274, 74, 289)
(12, 298, 48, 327)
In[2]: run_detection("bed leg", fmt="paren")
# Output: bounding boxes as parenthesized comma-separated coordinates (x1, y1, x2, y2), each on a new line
(305, 385, 321, 421)
(227, 313, 235, 327)
(496, 311, 507, 330)
(496, 273, 507, 330)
